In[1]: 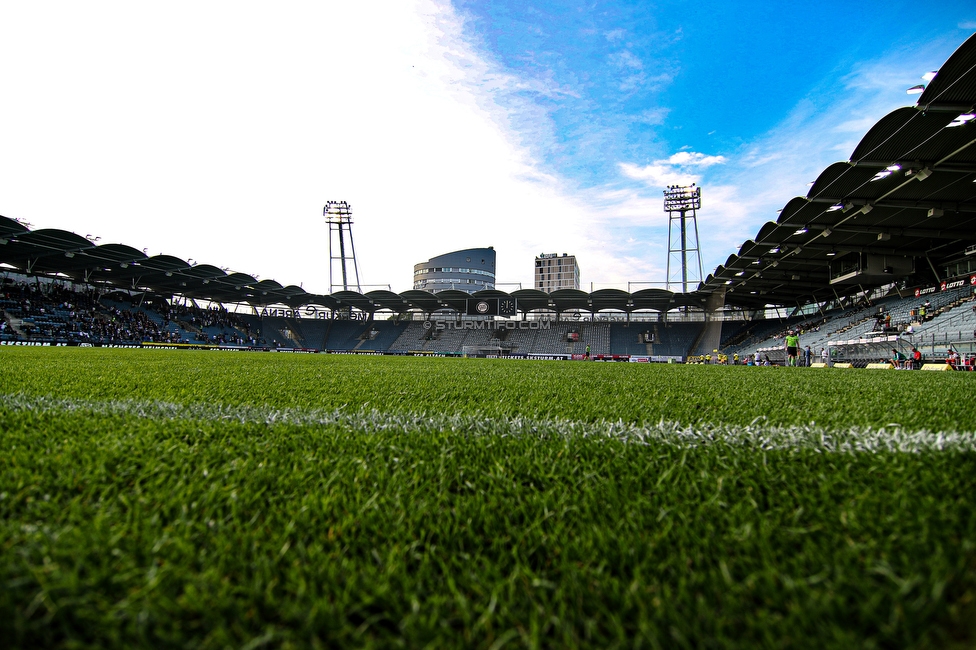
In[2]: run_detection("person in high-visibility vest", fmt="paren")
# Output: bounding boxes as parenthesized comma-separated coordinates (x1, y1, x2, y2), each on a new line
(785, 330, 800, 367)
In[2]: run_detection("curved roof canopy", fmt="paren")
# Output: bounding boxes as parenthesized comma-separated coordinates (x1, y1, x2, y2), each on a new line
(0, 226, 702, 314)
(699, 31, 976, 309)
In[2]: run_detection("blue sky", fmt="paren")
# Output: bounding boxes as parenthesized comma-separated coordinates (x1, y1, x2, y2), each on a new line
(0, 1, 973, 295)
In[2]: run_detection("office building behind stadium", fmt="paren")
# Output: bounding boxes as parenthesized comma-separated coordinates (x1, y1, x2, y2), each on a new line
(535, 253, 580, 293)
(413, 247, 495, 293)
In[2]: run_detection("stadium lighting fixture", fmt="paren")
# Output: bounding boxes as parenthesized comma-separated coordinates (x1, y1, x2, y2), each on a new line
(324, 200, 363, 294)
(869, 165, 899, 182)
(826, 204, 844, 212)
(842, 202, 855, 212)
(793, 227, 809, 235)
(907, 84, 925, 95)
(663, 184, 704, 293)
(922, 71, 938, 82)
(912, 167, 933, 181)
(858, 204, 874, 215)
(663, 183, 700, 211)
(735, 271, 745, 276)
(768, 247, 780, 254)
(826, 249, 836, 257)
(822, 228, 832, 237)
(947, 113, 975, 127)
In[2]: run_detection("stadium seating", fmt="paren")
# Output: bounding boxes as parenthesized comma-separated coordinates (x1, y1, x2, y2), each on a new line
(357, 320, 410, 351)
(2, 277, 973, 364)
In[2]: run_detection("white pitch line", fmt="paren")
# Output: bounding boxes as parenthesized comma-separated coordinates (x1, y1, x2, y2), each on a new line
(1, 393, 974, 454)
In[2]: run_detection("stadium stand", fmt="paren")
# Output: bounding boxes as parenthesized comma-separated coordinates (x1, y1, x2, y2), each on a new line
(357, 320, 410, 351)
(724, 284, 976, 365)
(608, 323, 650, 356)
(652, 322, 705, 357)
(1, 274, 973, 368)
(322, 320, 369, 350)
(388, 322, 433, 352)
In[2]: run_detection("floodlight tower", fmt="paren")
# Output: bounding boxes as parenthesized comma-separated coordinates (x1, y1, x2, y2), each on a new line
(664, 184, 704, 293)
(324, 200, 362, 293)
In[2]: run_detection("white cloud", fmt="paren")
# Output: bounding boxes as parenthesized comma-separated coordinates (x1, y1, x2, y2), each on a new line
(617, 149, 726, 190)
(610, 50, 643, 70)
(664, 151, 727, 167)
(619, 162, 700, 187)
(634, 108, 670, 125)
(0, 0, 615, 293)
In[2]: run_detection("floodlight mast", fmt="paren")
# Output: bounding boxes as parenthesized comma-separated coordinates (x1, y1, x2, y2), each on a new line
(664, 184, 703, 293)
(324, 201, 362, 293)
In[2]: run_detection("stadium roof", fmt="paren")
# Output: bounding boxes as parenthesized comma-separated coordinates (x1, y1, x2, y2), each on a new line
(0, 214, 709, 314)
(3, 33, 976, 315)
(700, 32, 976, 309)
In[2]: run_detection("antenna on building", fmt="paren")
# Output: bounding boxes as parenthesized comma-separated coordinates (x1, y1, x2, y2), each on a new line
(324, 201, 362, 293)
(663, 184, 704, 293)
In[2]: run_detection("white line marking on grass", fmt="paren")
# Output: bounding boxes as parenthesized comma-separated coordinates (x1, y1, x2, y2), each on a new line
(2, 393, 974, 454)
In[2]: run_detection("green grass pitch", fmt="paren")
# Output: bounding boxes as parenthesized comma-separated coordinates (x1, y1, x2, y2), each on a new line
(1, 347, 975, 648)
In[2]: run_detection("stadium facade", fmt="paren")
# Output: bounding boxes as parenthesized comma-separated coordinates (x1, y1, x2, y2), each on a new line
(534, 253, 580, 293)
(412, 247, 495, 293)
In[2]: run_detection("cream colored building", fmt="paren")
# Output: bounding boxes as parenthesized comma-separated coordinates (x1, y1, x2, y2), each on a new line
(534, 253, 580, 293)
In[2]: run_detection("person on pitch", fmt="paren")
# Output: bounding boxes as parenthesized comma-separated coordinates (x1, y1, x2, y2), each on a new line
(784, 330, 800, 367)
